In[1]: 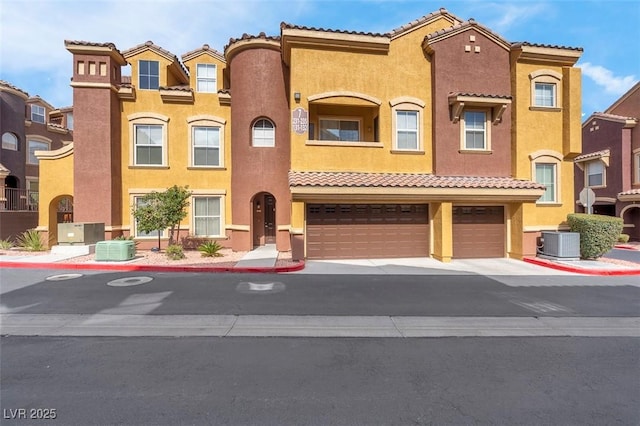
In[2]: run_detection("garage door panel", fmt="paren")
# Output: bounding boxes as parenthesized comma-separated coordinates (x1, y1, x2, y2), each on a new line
(453, 206, 505, 259)
(307, 204, 429, 259)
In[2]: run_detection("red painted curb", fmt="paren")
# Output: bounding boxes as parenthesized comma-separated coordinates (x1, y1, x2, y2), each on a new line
(614, 245, 640, 251)
(0, 260, 306, 273)
(523, 257, 640, 276)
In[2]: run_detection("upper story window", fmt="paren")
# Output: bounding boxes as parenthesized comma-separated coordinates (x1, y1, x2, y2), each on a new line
(635, 150, 640, 184)
(396, 111, 418, 150)
(193, 126, 220, 166)
(2, 132, 18, 150)
(66, 113, 74, 130)
(139, 60, 159, 90)
(319, 117, 360, 142)
(128, 112, 169, 167)
(135, 125, 163, 165)
(534, 83, 556, 107)
(463, 111, 487, 150)
(252, 118, 275, 147)
(535, 163, 557, 203)
(31, 105, 45, 123)
(586, 160, 605, 187)
(529, 69, 562, 110)
(196, 64, 217, 93)
(27, 139, 50, 164)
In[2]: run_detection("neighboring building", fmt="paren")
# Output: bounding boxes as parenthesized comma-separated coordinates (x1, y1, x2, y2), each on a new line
(0, 81, 72, 240)
(38, 8, 583, 260)
(576, 82, 639, 240)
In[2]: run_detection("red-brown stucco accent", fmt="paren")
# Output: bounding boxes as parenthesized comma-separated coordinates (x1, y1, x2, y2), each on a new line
(228, 45, 291, 251)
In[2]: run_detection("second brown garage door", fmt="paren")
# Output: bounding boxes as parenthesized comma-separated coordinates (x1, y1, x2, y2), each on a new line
(306, 204, 429, 259)
(453, 206, 505, 258)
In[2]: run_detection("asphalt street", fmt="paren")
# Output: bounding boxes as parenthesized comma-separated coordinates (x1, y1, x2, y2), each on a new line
(1, 268, 639, 317)
(2, 336, 638, 426)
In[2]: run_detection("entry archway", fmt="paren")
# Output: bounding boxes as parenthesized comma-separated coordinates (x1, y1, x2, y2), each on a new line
(252, 192, 276, 247)
(47, 195, 73, 246)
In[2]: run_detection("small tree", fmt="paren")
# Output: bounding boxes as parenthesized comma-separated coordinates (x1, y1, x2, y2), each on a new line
(132, 186, 191, 250)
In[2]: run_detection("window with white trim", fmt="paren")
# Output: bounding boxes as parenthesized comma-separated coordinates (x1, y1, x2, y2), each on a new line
(27, 140, 49, 164)
(193, 196, 222, 237)
(534, 83, 556, 107)
(319, 117, 360, 141)
(535, 163, 556, 203)
(463, 111, 486, 150)
(529, 69, 562, 109)
(139, 60, 159, 90)
(395, 111, 418, 150)
(252, 118, 275, 147)
(586, 160, 605, 187)
(2, 132, 18, 150)
(635, 152, 640, 184)
(196, 64, 217, 93)
(134, 124, 163, 165)
(31, 105, 45, 123)
(192, 126, 220, 166)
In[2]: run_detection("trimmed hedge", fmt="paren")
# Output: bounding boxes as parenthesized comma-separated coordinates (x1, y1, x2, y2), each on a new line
(567, 213, 623, 259)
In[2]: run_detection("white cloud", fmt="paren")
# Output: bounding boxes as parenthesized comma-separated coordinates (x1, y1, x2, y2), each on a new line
(469, 2, 549, 34)
(580, 62, 638, 96)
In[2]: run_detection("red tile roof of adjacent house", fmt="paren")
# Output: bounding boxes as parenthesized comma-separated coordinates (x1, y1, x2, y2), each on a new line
(159, 85, 192, 92)
(390, 8, 462, 37)
(592, 112, 638, 122)
(619, 189, 640, 196)
(511, 41, 583, 51)
(289, 171, 545, 190)
(449, 92, 512, 100)
(280, 22, 389, 38)
(574, 149, 610, 162)
(225, 32, 281, 51)
(0, 80, 29, 97)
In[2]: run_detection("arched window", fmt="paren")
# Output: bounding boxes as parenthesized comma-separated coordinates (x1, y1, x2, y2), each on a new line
(252, 118, 275, 147)
(2, 132, 18, 151)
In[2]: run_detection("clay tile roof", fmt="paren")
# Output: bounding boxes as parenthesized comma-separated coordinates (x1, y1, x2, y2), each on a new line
(511, 41, 583, 52)
(159, 85, 192, 92)
(574, 149, 610, 162)
(218, 89, 231, 95)
(390, 8, 459, 37)
(225, 32, 281, 51)
(280, 22, 390, 38)
(289, 171, 545, 190)
(0, 80, 29, 97)
(47, 122, 66, 130)
(619, 189, 640, 196)
(450, 92, 512, 100)
(592, 112, 638, 121)
(182, 44, 225, 62)
(123, 41, 189, 78)
(64, 40, 119, 50)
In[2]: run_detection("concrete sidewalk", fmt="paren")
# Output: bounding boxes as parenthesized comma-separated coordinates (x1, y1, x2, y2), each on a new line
(2, 314, 639, 338)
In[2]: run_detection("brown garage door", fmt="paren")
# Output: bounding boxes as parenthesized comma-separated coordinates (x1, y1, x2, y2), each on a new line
(307, 204, 429, 259)
(453, 206, 505, 258)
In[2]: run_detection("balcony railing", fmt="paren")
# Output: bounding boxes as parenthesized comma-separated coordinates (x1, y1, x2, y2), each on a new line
(1, 188, 39, 211)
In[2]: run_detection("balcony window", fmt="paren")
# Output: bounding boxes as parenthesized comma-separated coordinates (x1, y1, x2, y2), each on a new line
(319, 117, 360, 141)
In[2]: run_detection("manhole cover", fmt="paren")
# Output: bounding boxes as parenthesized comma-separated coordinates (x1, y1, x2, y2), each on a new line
(236, 281, 285, 294)
(46, 273, 83, 281)
(107, 276, 153, 287)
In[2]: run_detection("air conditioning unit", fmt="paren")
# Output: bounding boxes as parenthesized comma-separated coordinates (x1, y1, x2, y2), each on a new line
(540, 231, 580, 260)
(95, 240, 135, 261)
(57, 222, 105, 245)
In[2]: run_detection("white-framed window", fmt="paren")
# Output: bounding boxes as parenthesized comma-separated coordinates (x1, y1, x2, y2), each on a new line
(586, 160, 605, 187)
(529, 69, 562, 109)
(193, 126, 220, 166)
(463, 110, 487, 150)
(66, 113, 74, 130)
(2, 132, 18, 150)
(252, 118, 275, 147)
(395, 110, 418, 150)
(128, 113, 169, 167)
(319, 117, 360, 141)
(534, 83, 556, 107)
(635, 151, 640, 184)
(134, 124, 163, 165)
(139, 60, 159, 90)
(26, 178, 39, 207)
(31, 105, 45, 123)
(192, 196, 222, 237)
(535, 163, 556, 203)
(27, 139, 50, 164)
(196, 64, 217, 93)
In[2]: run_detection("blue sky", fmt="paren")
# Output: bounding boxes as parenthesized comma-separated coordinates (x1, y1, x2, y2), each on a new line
(1, 0, 638, 117)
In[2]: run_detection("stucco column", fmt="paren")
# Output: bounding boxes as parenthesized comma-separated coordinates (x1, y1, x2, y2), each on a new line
(290, 200, 305, 260)
(431, 202, 452, 262)
(507, 202, 525, 259)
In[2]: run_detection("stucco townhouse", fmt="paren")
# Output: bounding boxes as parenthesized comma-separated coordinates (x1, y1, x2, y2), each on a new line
(36, 8, 583, 261)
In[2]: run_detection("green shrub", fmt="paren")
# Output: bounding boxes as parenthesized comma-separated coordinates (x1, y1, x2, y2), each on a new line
(0, 238, 14, 249)
(617, 234, 630, 243)
(567, 213, 623, 259)
(16, 229, 46, 251)
(198, 240, 224, 257)
(165, 244, 185, 260)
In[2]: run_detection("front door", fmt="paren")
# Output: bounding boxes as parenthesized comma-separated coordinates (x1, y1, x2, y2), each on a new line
(264, 195, 276, 244)
(253, 193, 276, 247)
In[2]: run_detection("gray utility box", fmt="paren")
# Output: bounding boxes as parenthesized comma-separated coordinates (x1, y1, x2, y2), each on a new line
(540, 231, 580, 259)
(58, 222, 105, 245)
(95, 240, 135, 261)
